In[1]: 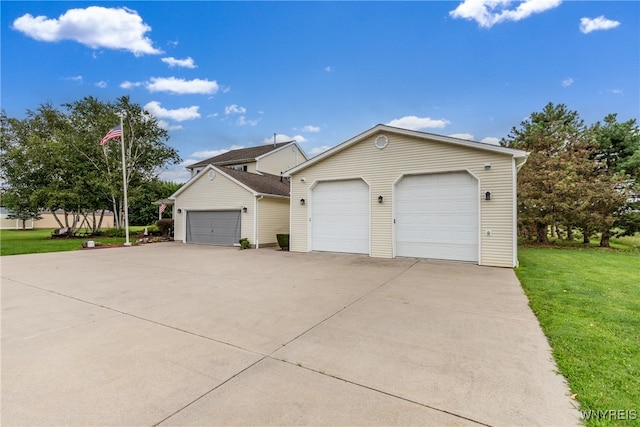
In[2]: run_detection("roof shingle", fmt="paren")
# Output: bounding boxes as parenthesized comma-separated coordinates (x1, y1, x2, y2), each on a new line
(221, 168, 290, 197)
(188, 142, 292, 169)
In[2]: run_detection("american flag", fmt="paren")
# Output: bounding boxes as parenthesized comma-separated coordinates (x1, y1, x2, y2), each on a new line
(100, 125, 122, 145)
(159, 203, 167, 214)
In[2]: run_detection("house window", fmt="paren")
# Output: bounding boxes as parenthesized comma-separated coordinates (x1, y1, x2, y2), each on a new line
(231, 165, 248, 172)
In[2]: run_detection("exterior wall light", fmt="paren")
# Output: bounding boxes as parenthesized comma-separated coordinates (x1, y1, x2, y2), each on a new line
(378, 195, 384, 203)
(242, 206, 248, 213)
(485, 191, 492, 201)
(177, 208, 182, 213)
(300, 198, 306, 206)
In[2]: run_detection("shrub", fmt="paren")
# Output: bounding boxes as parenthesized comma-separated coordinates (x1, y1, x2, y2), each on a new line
(239, 237, 250, 249)
(156, 219, 174, 237)
(99, 228, 126, 238)
(276, 234, 289, 250)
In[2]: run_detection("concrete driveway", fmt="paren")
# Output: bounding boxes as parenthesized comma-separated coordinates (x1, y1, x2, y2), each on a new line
(1, 243, 579, 426)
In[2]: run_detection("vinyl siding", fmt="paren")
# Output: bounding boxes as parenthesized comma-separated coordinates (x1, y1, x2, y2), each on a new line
(257, 145, 304, 175)
(290, 132, 517, 267)
(173, 171, 255, 245)
(257, 197, 290, 247)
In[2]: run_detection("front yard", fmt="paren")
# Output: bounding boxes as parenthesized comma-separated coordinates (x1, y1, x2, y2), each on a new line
(0, 228, 143, 256)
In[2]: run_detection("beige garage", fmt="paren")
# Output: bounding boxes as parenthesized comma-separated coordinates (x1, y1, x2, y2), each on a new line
(287, 125, 528, 267)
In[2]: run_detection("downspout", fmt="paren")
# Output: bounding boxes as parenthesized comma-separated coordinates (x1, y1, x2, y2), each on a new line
(254, 195, 263, 249)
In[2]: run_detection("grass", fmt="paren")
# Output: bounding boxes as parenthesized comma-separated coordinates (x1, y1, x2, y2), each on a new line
(516, 244, 639, 426)
(0, 227, 146, 256)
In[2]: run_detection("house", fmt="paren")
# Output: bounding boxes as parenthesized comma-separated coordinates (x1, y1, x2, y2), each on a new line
(286, 125, 528, 267)
(0, 207, 114, 230)
(171, 141, 307, 247)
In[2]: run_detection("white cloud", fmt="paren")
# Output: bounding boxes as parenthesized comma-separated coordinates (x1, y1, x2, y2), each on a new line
(262, 134, 307, 144)
(224, 105, 257, 126)
(580, 16, 620, 34)
(302, 125, 320, 133)
(612, 89, 623, 95)
(324, 66, 333, 72)
(449, 133, 475, 140)
(95, 80, 107, 88)
(63, 75, 83, 83)
(225, 104, 246, 115)
(387, 115, 450, 130)
(144, 101, 200, 121)
(145, 77, 219, 95)
(120, 80, 142, 89)
(12, 6, 161, 56)
(236, 116, 258, 127)
(161, 56, 196, 68)
(156, 120, 183, 131)
(191, 145, 245, 160)
(158, 165, 191, 183)
(309, 145, 332, 157)
(481, 137, 501, 145)
(449, 0, 562, 28)
(562, 77, 574, 87)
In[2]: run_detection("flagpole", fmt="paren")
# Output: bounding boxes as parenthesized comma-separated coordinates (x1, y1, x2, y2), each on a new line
(119, 112, 131, 246)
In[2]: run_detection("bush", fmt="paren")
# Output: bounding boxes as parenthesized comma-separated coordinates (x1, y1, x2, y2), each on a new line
(239, 237, 250, 249)
(156, 219, 174, 237)
(99, 228, 127, 238)
(276, 234, 289, 250)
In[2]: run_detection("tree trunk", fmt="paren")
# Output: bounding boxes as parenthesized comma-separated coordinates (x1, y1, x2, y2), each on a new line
(583, 233, 590, 244)
(567, 226, 574, 241)
(599, 229, 611, 248)
(536, 223, 549, 244)
(51, 210, 64, 228)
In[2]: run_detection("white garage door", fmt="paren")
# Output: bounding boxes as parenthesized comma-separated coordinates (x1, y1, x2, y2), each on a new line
(312, 179, 369, 254)
(395, 172, 478, 262)
(186, 210, 241, 246)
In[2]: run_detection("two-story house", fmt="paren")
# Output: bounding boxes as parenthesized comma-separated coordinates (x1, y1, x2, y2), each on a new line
(170, 141, 307, 248)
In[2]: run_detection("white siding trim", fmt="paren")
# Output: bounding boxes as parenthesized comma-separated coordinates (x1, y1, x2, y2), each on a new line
(512, 158, 519, 267)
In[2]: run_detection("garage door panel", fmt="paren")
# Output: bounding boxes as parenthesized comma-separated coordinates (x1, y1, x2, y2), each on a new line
(396, 172, 478, 262)
(186, 210, 241, 246)
(312, 180, 369, 254)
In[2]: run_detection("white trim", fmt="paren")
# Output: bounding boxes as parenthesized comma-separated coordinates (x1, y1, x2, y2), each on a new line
(286, 124, 528, 176)
(171, 165, 257, 199)
(512, 158, 519, 268)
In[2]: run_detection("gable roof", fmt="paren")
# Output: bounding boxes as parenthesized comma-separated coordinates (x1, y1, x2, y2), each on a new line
(187, 141, 295, 169)
(285, 124, 529, 175)
(170, 164, 290, 200)
(222, 167, 290, 197)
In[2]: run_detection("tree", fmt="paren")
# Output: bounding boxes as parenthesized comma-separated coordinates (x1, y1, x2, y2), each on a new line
(0, 97, 181, 233)
(502, 104, 638, 246)
(502, 103, 588, 243)
(128, 179, 181, 226)
(589, 114, 640, 244)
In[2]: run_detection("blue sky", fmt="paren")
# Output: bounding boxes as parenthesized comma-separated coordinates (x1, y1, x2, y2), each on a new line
(2, 1, 638, 182)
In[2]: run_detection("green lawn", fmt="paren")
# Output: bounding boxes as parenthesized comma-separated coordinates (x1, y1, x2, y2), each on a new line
(516, 246, 639, 426)
(0, 228, 144, 256)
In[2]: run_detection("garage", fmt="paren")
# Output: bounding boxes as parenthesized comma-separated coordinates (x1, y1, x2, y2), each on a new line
(395, 172, 478, 262)
(186, 210, 241, 246)
(288, 125, 528, 267)
(311, 179, 369, 254)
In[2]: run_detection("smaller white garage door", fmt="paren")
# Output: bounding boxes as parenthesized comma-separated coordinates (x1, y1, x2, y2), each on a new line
(312, 179, 369, 254)
(395, 172, 478, 262)
(186, 210, 241, 246)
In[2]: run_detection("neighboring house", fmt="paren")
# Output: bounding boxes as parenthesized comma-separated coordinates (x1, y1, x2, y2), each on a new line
(0, 207, 114, 230)
(286, 124, 529, 268)
(0, 206, 33, 229)
(172, 141, 307, 247)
